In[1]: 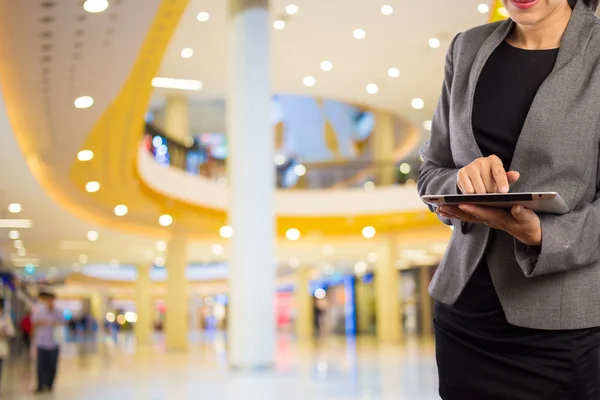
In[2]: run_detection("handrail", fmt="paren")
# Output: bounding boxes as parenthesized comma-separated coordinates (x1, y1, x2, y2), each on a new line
(142, 123, 421, 190)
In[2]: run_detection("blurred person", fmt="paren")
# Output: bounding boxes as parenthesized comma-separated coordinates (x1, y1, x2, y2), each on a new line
(32, 292, 64, 394)
(20, 311, 32, 351)
(0, 299, 15, 393)
(418, 0, 600, 398)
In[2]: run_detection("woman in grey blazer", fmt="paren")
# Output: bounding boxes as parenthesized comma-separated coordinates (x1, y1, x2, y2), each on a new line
(418, 0, 600, 398)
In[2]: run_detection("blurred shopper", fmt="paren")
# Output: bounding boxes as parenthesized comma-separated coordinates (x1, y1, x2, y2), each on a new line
(20, 311, 32, 351)
(418, 0, 600, 398)
(32, 292, 64, 394)
(0, 299, 15, 392)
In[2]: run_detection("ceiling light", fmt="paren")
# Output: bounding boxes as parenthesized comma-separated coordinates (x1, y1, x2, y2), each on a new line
(0, 219, 32, 228)
(388, 67, 400, 78)
(74, 96, 94, 109)
(286, 228, 300, 241)
(285, 4, 299, 15)
(159, 214, 173, 227)
(367, 252, 378, 263)
(303, 76, 316, 87)
(114, 205, 128, 216)
(366, 83, 379, 94)
(381, 5, 394, 15)
(400, 163, 412, 174)
(273, 20, 286, 30)
(498, 7, 509, 17)
(13, 240, 23, 249)
(79, 254, 88, 264)
(294, 164, 307, 177)
(17, 248, 26, 256)
(181, 47, 194, 58)
(86, 181, 100, 193)
(478, 3, 490, 13)
(314, 288, 326, 299)
(87, 231, 99, 241)
(289, 257, 300, 268)
(154, 257, 165, 267)
(77, 150, 94, 161)
(363, 181, 375, 192)
(8, 203, 22, 214)
(8, 231, 19, 240)
(411, 98, 425, 110)
(83, 0, 109, 13)
(274, 154, 287, 165)
(219, 225, 233, 239)
(423, 120, 433, 131)
(211, 244, 224, 256)
(428, 38, 441, 49)
(354, 261, 367, 275)
(320, 61, 333, 72)
(151, 77, 203, 91)
(197, 12, 210, 22)
(155, 240, 167, 252)
(353, 29, 366, 40)
(362, 226, 376, 239)
(110, 259, 119, 268)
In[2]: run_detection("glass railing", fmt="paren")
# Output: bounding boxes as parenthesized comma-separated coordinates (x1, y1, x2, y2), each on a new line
(143, 123, 421, 190)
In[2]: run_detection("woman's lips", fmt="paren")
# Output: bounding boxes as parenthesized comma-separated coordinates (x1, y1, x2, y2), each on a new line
(510, 0, 540, 10)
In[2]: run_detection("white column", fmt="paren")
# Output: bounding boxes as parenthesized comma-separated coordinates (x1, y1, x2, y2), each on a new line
(375, 235, 403, 341)
(164, 95, 190, 143)
(227, 0, 275, 369)
(165, 235, 189, 351)
(295, 266, 314, 339)
(135, 265, 153, 346)
(90, 292, 108, 332)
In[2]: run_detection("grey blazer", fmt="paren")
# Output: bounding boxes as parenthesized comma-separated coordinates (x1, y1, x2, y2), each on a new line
(418, 0, 600, 330)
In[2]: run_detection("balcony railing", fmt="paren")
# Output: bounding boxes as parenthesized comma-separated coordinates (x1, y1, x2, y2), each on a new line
(143, 123, 421, 190)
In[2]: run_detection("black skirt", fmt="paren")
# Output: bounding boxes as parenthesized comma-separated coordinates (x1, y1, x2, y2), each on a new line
(434, 261, 600, 400)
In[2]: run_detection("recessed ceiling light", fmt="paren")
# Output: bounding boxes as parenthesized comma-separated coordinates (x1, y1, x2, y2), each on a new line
(320, 61, 333, 72)
(353, 29, 366, 40)
(197, 12, 210, 22)
(154, 257, 165, 267)
(17, 248, 26, 257)
(366, 83, 379, 94)
(478, 3, 490, 14)
(411, 98, 425, 110)
(0, 219, 32, 228)
(498, 7, 509, 17)
(388, 67, 400, 78)
(151, 77, 203, 91)
(77, 150, 94, 161)
(13, 240, 23, 249)
(74, 96, 94, 109)
(219, 225, 233, 239)
(289, 257, 300, 268)
(8, 203, 22, 214)
(155, 240, 167, 252)
(87, 231, 99, 241)
(273, 20, 286, 30)
(381, 5, 394, 15)
(83, 0, 108, 13)
(428, 38, 441, 49)
(8, 231, 19, 240)
(114, 205, 128, 216)
(399, 163, 412, 174)
(211, 244, 224, 255)
(285, 4, 299, 14)
(79, 254, 88, 264)
(363, 181, 376, 192)
(362, 226, 376, 239)
(303, 76, 316, 87)
(181, 47, 194, 58)
(286, 228, 300, 241)
(274, 154, 287, 166)
(86, 181, 100, 193)
(423, 120, 433, 131)
(159, 214, 173, 227)
(294, 164, 307, 176)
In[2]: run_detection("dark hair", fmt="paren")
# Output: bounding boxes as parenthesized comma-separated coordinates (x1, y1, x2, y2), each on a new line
(569, 0, 600, 11)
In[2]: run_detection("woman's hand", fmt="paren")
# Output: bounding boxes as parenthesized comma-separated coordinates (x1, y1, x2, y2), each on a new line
(438, 204, 542, 246)
(458, 155, 520, 194)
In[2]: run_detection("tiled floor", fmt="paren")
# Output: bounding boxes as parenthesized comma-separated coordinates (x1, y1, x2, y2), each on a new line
(1, 333, 439, 400)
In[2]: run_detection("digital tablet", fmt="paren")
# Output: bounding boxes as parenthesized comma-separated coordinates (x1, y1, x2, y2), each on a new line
(421, 192, 569, 215)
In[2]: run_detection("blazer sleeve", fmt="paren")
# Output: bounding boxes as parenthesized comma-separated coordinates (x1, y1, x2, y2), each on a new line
(417, 33, 461, 226)
(515, 155, 600, 277)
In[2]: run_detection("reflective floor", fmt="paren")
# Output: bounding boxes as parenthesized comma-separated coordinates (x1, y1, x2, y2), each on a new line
(2, 333, 439, 400)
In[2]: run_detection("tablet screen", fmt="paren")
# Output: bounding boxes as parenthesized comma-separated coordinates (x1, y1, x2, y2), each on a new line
(443, 193, 535, 204)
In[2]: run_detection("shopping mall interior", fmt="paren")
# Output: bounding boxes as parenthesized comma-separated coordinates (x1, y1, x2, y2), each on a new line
(0, 0, 520, 398)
